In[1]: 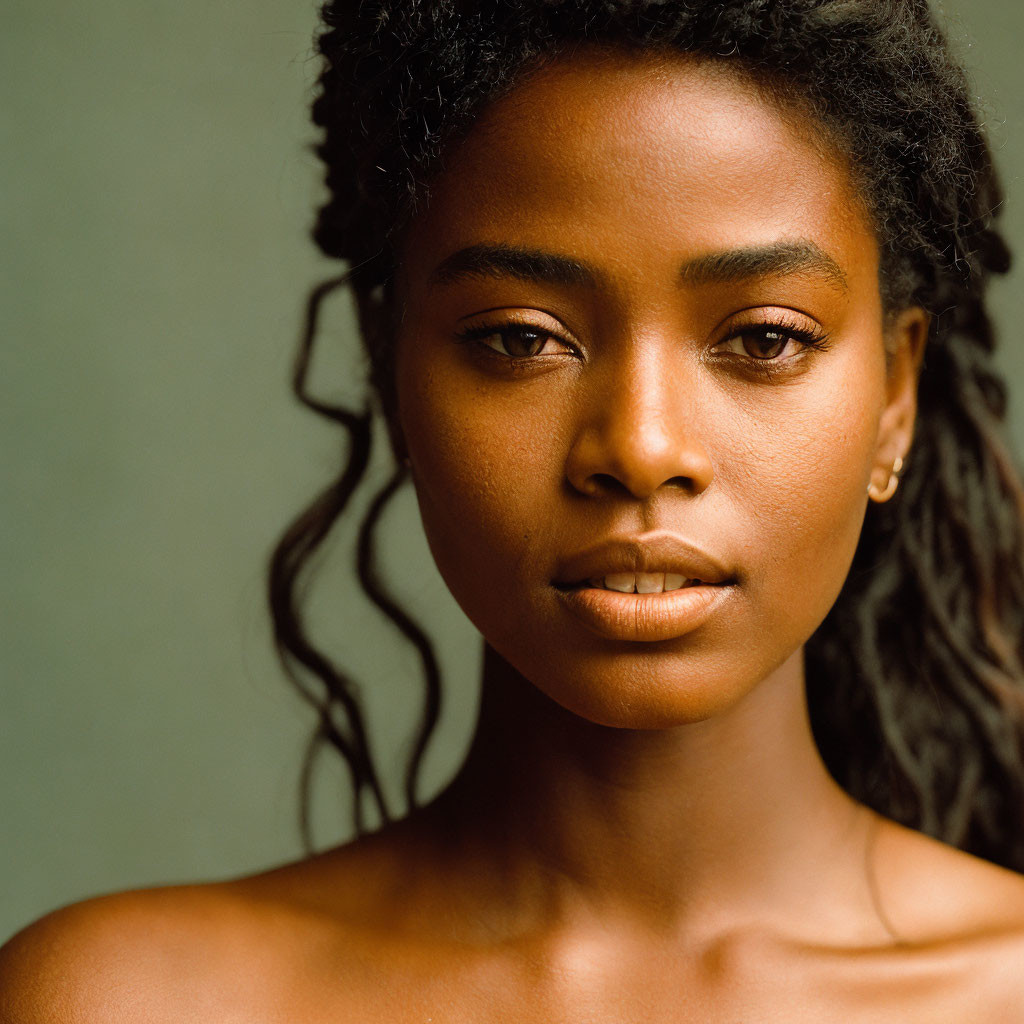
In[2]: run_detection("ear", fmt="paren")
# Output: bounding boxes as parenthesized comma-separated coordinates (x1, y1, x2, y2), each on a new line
(354, 287, 410, 467)
(868, 306, 929, 501)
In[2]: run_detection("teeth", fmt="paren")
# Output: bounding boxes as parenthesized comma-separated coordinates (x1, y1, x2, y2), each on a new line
(603, 573, 636, 593)
(635, 572, 664, 594)
(592, 573, 695, 594)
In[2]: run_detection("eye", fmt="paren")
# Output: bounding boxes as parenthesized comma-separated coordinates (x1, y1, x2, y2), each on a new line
(712, 321, 831, 363)
(456, 321, 574, 358)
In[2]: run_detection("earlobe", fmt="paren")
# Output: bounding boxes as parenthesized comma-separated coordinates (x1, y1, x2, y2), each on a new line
(868, 307, 929, 503)
(867, 454, 904, 502)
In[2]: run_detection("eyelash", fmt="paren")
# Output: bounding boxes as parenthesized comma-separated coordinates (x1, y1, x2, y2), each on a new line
(454, 316, 832, 370)
(454, 321, 576, 360)
(712, 318, 832, 368)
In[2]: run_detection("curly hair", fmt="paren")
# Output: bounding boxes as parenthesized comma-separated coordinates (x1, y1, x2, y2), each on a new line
(268, 0, 1024, 868)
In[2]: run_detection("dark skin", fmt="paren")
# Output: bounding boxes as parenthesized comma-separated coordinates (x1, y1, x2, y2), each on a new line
(6, 49, 1024, 1024)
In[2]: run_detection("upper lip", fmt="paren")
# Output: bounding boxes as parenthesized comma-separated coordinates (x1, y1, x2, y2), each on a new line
(552, 532, 735, 589)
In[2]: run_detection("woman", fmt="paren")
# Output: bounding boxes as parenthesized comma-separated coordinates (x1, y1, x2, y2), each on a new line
(4, 0, 1024, 1019)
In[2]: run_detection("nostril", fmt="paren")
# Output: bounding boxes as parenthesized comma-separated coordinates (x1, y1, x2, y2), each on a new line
(565, 430, 714, 500)
(581, 473, 633, 497)
(576, 472, 697, 499)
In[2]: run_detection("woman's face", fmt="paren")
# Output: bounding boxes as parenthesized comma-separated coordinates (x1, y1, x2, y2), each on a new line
(393, 51, 923, 729)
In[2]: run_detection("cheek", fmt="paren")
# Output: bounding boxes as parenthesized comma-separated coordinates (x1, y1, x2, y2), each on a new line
(396, 359, 563, 623)
(719, 354, 883, 638)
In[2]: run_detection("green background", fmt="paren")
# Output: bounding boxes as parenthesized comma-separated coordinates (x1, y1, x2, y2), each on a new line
(3, 1, 1021, 940)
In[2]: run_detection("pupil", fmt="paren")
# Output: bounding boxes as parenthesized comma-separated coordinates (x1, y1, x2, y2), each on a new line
(745, 331, 786, 360)
(507, 328, 545, 357)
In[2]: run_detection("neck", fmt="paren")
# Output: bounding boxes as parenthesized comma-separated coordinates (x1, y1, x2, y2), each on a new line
(426, 644, 871, 940)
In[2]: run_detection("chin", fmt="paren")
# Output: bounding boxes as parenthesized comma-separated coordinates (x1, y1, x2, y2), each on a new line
(495, 638, 786, 731)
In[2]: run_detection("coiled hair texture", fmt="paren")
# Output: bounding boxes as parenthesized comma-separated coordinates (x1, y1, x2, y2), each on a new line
(268, 0, 1024, 866)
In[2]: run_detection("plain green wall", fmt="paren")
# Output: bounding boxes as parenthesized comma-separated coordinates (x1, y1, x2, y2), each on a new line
(2, 0, 1022, 940)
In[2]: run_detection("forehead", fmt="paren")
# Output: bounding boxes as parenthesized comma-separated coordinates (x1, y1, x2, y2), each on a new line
(400, 50, 878, 298)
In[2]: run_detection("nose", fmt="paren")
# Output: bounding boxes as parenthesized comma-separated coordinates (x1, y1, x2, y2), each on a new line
(564, 350, 714, 501)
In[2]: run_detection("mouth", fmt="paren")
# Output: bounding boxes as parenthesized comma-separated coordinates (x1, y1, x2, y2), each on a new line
(551, 533, 737, 642)
(558, 573, 711, 595)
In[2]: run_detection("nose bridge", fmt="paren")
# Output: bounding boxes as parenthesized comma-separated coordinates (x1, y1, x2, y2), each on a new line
(566, 335, 714, 500)
(611, 343, 677, 453)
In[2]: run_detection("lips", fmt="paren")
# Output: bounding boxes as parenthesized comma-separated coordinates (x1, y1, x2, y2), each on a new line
(553, 532, 734, 590)
(552, 532, 736, 642)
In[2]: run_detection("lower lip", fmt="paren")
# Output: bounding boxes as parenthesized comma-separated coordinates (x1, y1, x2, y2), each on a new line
(554, 584, 734, 642)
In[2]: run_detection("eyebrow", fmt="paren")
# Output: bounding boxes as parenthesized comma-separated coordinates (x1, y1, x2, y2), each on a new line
(429, 243, 597, 289)
(678, 240, 848, 291)
(427, 239, 847, 291)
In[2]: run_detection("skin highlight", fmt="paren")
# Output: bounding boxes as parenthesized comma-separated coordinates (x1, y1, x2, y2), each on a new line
(5, 44, 1024, 1024)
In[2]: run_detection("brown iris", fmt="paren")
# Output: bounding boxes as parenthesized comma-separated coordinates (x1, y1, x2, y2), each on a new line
(494, 326, 549, 357)
(740, 329, 790, 360)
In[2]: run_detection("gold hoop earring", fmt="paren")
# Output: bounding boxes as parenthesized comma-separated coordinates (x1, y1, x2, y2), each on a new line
(867, 455, 904, 503)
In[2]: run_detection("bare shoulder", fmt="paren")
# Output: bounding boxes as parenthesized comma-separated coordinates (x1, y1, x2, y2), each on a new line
(0, 830, 428, 1024)
(0, 882, 272, 1023)
(875, 815, 1024, 935)
(0, 849, 391, 1024)
(872, 816, 1024, 1010)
